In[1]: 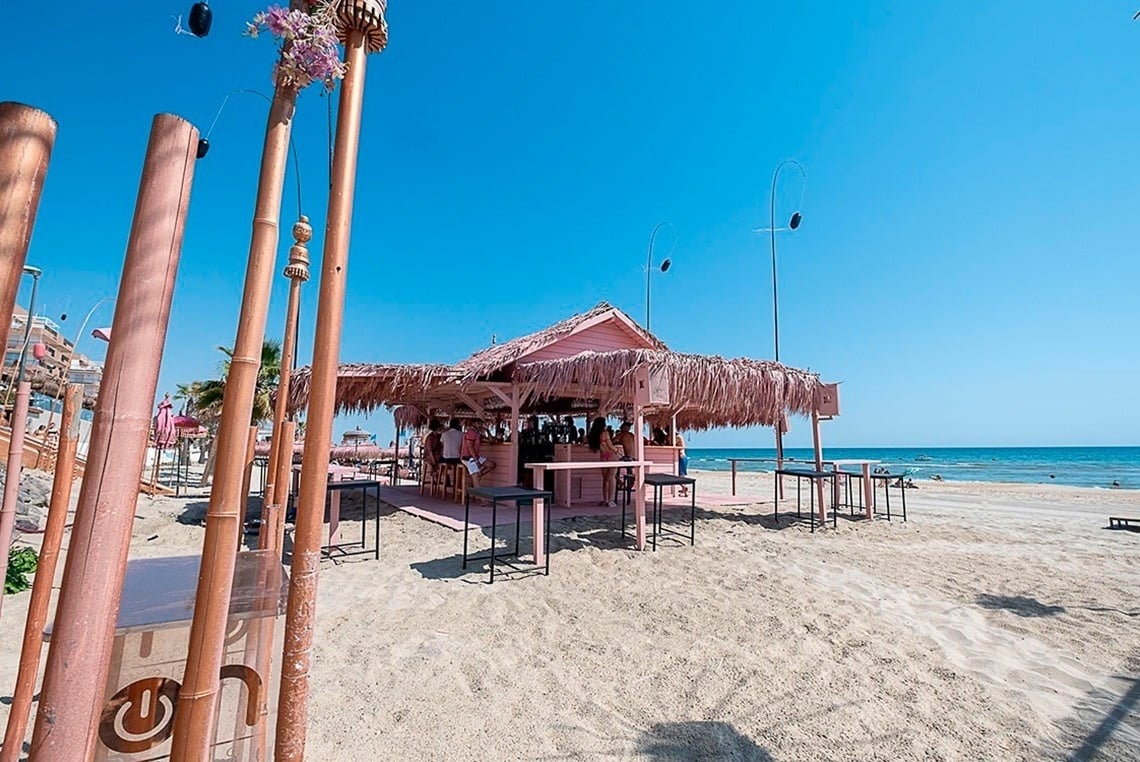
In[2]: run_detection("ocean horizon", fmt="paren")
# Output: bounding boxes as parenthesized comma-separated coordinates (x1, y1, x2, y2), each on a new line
(687, 446, 1140, 490)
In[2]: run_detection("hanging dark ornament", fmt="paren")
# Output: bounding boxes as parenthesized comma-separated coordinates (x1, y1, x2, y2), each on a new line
(196, 138, 210, 159)
(188, 1, 212, 37)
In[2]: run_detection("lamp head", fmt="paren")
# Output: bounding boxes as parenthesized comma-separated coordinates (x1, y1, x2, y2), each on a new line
(788, 212, 802, 230)
(659, 258, 672, 273)
(188, 1, 213, 37)
(22, 265, 42, 278)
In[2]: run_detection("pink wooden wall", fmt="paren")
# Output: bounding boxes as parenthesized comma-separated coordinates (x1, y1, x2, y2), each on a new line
(523, 319, 652, 363)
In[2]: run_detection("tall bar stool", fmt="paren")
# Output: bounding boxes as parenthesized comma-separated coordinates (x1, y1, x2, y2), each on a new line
(420, 459, 443, 496)
(452, 465, 469, 505)
(439, 462, 461, 501)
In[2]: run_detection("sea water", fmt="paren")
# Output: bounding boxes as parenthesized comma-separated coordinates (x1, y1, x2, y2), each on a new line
(686, 447, 1140, 490)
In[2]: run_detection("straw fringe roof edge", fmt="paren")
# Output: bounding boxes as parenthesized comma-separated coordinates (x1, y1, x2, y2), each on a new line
(287, 362, 456, 415)
(511, 349, 823, 430)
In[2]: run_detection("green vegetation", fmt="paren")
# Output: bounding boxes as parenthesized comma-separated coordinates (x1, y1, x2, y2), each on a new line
(5, 545, 38, 594)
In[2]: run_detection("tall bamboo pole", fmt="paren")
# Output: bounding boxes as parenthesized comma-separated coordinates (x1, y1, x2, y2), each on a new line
(272, 420, 296, 551)
(28, 113, 198, 759)
(260, 216, 310, 551)
(275, 4, 387, 757)
(2, 384, 81, 759)
(168, 79, 301, 761)
(0, 103, 55, 358)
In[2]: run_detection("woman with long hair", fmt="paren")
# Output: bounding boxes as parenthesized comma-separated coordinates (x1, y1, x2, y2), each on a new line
(587, 416, 619, 507)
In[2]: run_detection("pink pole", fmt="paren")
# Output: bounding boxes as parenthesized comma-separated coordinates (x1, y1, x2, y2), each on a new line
(29, 113, 198, 760)
(0, 103, 56, 356)
(1, 383, 81, 759)
(0, 381, 31, 618)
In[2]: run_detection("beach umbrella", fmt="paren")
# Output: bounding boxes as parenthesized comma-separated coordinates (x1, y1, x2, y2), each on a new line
(155, 395, 177, 448)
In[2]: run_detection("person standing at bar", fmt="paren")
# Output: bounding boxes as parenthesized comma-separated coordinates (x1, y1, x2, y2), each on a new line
(587, 417, 619, 507)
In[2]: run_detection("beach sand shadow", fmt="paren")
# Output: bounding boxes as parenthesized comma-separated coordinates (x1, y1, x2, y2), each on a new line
(976, 593, 1065, 618)
(1047, 655, 1140, 761)
(636, 721, 773, 761)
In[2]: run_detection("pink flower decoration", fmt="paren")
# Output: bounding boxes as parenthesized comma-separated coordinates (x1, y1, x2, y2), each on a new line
(246, 2, 346, 92)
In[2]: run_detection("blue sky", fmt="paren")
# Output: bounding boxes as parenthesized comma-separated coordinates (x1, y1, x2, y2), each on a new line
(5, 1, 1139, 448)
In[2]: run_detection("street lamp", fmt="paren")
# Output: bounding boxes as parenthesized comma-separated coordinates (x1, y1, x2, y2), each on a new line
(3, 266, 43, 406)
(646, 222, 676, 332)
(44, 296, 115, 431)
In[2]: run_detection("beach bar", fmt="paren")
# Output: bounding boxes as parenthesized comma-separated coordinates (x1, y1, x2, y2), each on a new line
(288, 303, 831, 548)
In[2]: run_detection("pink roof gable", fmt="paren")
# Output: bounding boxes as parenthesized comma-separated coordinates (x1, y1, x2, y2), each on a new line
(520, 308, 657, 364)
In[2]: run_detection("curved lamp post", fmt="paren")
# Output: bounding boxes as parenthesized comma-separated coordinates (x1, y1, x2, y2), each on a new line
(44, 296, 115, 432)
(753, 160, 805, 491)
(646, 222, 675, 332)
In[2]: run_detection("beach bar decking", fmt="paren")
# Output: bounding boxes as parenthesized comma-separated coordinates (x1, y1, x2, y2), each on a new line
(288, 303, 835, 551)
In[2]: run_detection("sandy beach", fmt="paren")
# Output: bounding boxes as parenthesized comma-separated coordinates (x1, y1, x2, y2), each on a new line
(2, 469, 1138, 760)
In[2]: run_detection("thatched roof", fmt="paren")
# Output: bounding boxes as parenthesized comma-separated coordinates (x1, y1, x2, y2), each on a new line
(512, 349, 821, 430)
(286, 303, 828, 429)
(288, 362, 456, 415)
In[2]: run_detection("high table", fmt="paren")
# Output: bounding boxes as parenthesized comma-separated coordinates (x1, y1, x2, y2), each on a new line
(643, 473, 697, 550)
(323, 479, 382, 560)
(774, 468, 837, 531)
(526, 460, 653, 556)
(462, 485, 552, 583)
(822, 459, 880, 520)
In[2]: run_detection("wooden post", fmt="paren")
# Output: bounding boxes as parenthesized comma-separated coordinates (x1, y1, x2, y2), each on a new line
(275, 4, 388, 755)
(30, 114, 196, 759)
(0, 103, 56, 356)
(0, 381, 31, 617)
(1, 384, 81, 759)
(170, 75, 302, 759)
(238, 424, 258, 540)
(634, 407, 647, 550)
(811, 410, 825, 525)
(507, 383, 520, 486)
(260, 217, 310, 551)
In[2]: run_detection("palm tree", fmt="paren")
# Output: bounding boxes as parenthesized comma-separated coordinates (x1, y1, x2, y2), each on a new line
(177, 340, 282, 484)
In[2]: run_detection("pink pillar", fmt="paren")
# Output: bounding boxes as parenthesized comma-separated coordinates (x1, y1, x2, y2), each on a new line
(634, 408, 646, 550)
(0, 103, 56, 355)
(29, 114, 197, 760)
(0, 381, 31, 618)
(811, 410, 825, 524)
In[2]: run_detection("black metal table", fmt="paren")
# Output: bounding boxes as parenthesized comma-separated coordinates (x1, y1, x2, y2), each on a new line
(869, 473, 908, 521)
(774, 469, 837, 532)
(323, 479, 382, 560)
(462, 486, 552, 583)
(641, 473, 697, 550)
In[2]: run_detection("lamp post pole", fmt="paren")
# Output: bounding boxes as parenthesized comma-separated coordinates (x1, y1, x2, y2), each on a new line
(762, 159, 805, 490)
(44, 296, 115, 433)
(645, 222, 674, 332)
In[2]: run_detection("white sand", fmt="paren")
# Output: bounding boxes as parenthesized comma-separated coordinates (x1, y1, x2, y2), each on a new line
(2, 470, 1138, 760)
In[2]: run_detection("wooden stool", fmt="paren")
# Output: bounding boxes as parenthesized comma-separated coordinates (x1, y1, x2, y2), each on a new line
(420, 461, 442, 496)
(439, 463, 461, 501)
(453, 465, 468, 505)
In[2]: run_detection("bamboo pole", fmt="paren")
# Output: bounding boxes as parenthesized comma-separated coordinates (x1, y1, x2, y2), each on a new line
(272, 421, 296, 552)
(169, 80, 300, 760)
(239, 424, 258, 538)
(28, 113, 197, 759)
(260, 216, 310, 551)
(0, 381, 31, 617)
(0, 103, 55, 357)
(1, 384, 81, 759)
(275, 4, 387, 752)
